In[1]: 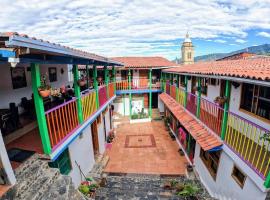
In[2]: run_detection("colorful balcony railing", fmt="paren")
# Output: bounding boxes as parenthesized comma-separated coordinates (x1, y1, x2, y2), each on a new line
(81, 90, 97, 121)
(186, 92, 197, 116)
(45, 98, 79, 149)
(170, 85, 177, 100)
(132, 78, 149, 89)
(98, 85, 108, 107)
(116, 80, 129, 90)
(200, 98, 224, 136)
(108, 82, 115, 99)
(225, 112, 270, 179)
(176, 87, 185, 107)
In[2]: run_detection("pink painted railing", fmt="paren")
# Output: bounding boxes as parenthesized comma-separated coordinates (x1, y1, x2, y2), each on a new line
(170, 85, 177, 100)
(200, 97, 224, 136)
(186, 92, 197, 116)
(45, 98, 79, 150)
(166, 82, 170, 94)
(98, 85, 107, 107)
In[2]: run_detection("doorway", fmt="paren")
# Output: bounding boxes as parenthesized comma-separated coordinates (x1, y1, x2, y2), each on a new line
(152, 93, 158, 108)
(91, 121, 99, 156)
(191, 76, 197, 94)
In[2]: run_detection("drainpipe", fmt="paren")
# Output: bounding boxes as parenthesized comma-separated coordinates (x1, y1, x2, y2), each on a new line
(73, 65, 84, 124)
(31, 63, 51, 154)
(196, 77, 201, 118)
(93, 65, 99, 109)
(221, 80, 231, 140)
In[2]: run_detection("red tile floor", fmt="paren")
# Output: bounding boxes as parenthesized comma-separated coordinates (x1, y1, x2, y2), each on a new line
(6, 128, 43, 169)
(104, 121, 188, 175)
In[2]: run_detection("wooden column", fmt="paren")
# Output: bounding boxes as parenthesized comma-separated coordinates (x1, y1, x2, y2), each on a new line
(112, 66, 116, 94)
(73, 65, 83, 124)
(128, 69, 132, 118)
(86, 65, 89, 88)
(31, 63, 51, 154)
(104, 65, 109, 98)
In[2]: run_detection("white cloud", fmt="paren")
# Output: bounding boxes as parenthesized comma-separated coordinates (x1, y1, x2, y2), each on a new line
(214, 39, 227, 43)
(0, 0, 269, 59)
(235, 39, 247, 43)
(257, 31, 270, 38)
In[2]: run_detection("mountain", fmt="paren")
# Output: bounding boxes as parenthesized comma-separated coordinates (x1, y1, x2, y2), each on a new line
(194, 44, 270, 62)
(172, 44, 270, 63)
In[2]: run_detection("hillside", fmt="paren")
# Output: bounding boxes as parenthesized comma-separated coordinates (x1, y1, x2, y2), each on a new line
(173, 44, 270, 63)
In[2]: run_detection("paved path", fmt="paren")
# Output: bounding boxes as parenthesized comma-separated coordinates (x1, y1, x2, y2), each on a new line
(104, 121, 187, 175)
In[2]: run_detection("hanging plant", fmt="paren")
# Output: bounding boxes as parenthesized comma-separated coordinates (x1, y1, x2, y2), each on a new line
(38, 74, 51, 98)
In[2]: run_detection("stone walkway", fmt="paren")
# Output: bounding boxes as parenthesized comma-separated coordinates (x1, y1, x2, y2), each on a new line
(104, 121, 188, 175)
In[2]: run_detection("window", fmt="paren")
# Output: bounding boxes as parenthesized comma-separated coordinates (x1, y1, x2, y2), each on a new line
(232, 165, 246, 188)
(49, 149, 72, 175)
(188, 52, 192, 59)
(48, 67, 57, 82)
(240, 83, 270, 120)
(180, 75, 185, 87)
(200, 148, 221, 180)
(201, 78, 208, 95)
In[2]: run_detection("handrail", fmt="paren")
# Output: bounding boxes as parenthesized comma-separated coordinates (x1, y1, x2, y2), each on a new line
(45, 97, 77, 115)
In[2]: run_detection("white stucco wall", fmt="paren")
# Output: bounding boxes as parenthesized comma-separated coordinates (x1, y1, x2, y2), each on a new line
(97, 114, 106, 154)
(68, 125, 95, 187)
(0, 130, 16, 185)
(194, 143, 267, 200)
(158, 96, 164, 113)
(113, 95, 130, 116)
(104, 108, 111, 136)
(0, 63, 71, 111)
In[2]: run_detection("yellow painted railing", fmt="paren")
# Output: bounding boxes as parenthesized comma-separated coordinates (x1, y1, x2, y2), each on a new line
(81, 90, 97, 121)
(176, 87, 185, 107)
(225, 112, 270, 179)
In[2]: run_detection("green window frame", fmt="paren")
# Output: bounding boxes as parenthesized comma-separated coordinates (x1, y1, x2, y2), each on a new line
(49, 148, 72, 175)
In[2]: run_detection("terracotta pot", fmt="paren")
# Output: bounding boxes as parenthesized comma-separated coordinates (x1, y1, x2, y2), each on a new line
(78, 80, 86, 87)
(39, 89, 51, 98)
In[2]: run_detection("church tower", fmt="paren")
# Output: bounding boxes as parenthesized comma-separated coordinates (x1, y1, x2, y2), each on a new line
(181, 32, 194, 65)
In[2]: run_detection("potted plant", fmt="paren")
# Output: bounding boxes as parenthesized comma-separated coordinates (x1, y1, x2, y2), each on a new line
(214, 96, 227, 105)
(38, 74, 51, 98)
(178, 148, 185, 156)
(176, 183, 199, 200)
(186, 164, 193, 172)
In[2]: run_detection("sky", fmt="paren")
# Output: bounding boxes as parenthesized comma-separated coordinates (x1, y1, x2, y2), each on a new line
(0, 0, 270, 60)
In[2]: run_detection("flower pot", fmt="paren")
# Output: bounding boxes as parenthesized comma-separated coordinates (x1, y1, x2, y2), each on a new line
(187, 164, 193, 172)
(78, 80, 86, 87)
(39, 89, 51, 98)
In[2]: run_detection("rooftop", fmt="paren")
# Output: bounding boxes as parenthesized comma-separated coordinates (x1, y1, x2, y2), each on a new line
(164, 58, 270, 81)
(111, 56, 177, 69)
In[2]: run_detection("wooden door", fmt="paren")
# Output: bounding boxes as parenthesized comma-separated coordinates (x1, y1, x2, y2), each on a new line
(91, 121, 99, 155)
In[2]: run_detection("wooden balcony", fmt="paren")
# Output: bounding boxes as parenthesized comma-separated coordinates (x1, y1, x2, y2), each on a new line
(116, 78, 161, 91)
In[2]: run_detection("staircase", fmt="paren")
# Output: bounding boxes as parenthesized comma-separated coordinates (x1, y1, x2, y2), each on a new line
(1, 154, 85, 200)
(95, 174, 214, 200)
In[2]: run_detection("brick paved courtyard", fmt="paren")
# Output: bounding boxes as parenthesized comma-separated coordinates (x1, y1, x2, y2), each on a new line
(104, 121, 187, 175)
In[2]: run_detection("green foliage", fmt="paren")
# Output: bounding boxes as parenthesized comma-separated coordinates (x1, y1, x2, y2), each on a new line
(170, 180, 178, 187)
(176, 184, 199, 197)
(79, 185, 90, 195)
(89, 183, 99, 191)
(260, 133, 270, 142)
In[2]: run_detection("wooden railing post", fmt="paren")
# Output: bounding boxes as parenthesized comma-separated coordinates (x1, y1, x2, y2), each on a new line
(221, 80, 231, 140)
(149, 68, 152, 118)
(196, 77, 201, 118)
(93, 65, 99, 109)
(264, 172, 270, 188)
(31, 63, 51, 155)
(184, 75, 188, 108)
(161, 72, 164, 92)
(128, 69, 132, 119)
(73, 65, 84, 124)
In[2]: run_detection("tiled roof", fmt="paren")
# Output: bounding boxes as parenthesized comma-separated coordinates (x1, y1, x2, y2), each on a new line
(111, 57, 177, 69)
(0, 32, 122, 66)
(159, 93, 222, 151)
(163, 58, 270, 81)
